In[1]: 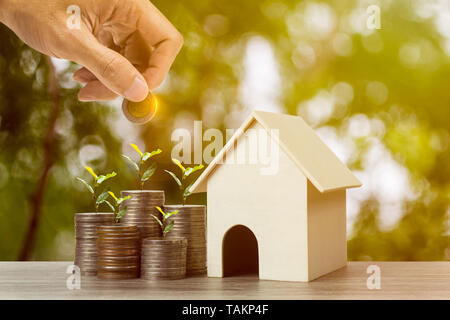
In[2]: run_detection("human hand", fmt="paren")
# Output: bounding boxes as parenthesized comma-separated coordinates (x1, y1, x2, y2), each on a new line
(0, 0, 183, 101)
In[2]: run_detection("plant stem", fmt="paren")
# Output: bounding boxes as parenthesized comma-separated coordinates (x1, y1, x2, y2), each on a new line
(181, 175, 185, 204)
(18, 56, 60, 261)
(93, 186, 98, 212)
(139, 160, 143, 190)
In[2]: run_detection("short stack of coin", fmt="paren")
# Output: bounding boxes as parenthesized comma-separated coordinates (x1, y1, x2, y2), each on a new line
(141, 237, 187, 280)
(163, 205, 206, 275)
(74, 212, 114, 276)
(96, 225, 140, 279)
(119, 190, 164, 239)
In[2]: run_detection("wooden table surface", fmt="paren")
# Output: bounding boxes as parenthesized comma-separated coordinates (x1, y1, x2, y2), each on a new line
(0, 262, 448, 300)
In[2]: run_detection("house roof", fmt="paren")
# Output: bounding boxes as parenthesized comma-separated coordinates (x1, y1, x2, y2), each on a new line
(190, 110, 362, 194)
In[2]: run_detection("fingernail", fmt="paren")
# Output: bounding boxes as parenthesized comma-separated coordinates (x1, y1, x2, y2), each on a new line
(124, 75, 148, 102)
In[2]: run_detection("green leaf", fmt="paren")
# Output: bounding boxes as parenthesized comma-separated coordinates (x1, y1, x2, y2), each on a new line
(117, 195, 131, 205)
(130, 143, 143, 157)
(163, 220, 175, 235)
(84, 166, 98, 179)
(116, 207, 127, 220)
(122, 155, 139, 172)
(103, 200, 115, 212)
(151, 214, 163, 227)
(96, 189, 110, 204)
(172, 158, 185, 172)
(165, 210, 179, 220)
(184, 164, 204, 177)
(142, 149, 162, 162)
(141, 152, 150, 162)
(76, 177, 94, 194)
(108, 191, 118, 202)
(183, 181, 195, 198)
(164, 170, 181, 186)
(141, 163, 157, 182)
(155, 206, 165, 216)
(97, 171, 117, 184)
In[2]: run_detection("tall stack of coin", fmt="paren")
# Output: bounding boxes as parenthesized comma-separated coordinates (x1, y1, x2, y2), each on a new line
(119, 190, 164, 239)
(74, 212, 114, 276)
(96, 225, 140, 279)
(163, 205, 206, 275)
(141, 237, 187, 280)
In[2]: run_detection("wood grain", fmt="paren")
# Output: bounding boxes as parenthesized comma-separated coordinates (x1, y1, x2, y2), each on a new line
(0, 262, 448, 299)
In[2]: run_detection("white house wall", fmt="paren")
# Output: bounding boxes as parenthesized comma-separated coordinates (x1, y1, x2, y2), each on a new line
(207, 121, 310, 281)
(307, 181, 347, 280)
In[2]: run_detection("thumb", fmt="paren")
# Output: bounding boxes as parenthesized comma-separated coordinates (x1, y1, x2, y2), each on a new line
(75, 36, 148, 102)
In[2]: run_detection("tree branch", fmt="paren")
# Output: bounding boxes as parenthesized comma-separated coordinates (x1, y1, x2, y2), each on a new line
(18, 56, 60, 261)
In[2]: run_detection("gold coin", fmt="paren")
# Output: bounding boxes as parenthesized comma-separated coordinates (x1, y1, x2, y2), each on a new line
(122, 93, 157, 124)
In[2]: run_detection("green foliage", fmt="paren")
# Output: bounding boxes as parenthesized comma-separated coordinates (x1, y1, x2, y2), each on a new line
(107, 191, 131, 223)
(165, 159, 204, 204)
(96, 190, 109, 204)
(76, 177, 93, 194)
(141, 162, 157, 182)
(0, 21, 128, 260)
(164, 169, 181, 187)
(122, 155, 139, 171)
(96, 172, 117, 185)
(75, 166, 116, 212)
(152, 206, 179, 238)
(123, 143, 162, 190)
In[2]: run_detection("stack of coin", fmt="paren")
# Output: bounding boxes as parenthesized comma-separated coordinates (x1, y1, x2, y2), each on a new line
(163, 205, 206, 275)
(141, 237, 187, 280)
(96, 225, 140, 280)
(74, 212, 114, 276)
(119, 190, 164, 239)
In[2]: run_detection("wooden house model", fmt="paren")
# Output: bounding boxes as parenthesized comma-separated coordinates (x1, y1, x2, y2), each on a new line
(190, 110, 362, 281)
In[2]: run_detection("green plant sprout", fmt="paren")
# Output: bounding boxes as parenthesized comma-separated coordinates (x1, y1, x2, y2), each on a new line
(152, 206, 179, 238)
(122, 143, 162, 190)
(105, 191, 132, 223)
(76, 166, 117, 212)
(164, 159, 204, 205)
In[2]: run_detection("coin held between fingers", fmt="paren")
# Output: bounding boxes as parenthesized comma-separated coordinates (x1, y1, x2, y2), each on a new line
(122, 93, 158, 124)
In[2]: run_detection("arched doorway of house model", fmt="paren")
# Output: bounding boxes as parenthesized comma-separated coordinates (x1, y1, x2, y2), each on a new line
(222, 225, 259, 277)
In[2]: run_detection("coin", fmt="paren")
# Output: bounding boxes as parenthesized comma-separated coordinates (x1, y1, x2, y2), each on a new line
(122, 93, 158, 124)
(118, 191, 164, 239)
(162, 205, 207, 275)
(140, 237, 187, 280)
(74, 213, 115, 275)
(96, 225, 140, 279)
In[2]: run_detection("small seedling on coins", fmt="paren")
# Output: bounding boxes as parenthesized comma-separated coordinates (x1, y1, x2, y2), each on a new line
(152, 206, 179, 238)
(122, 143, 162, 190)
(105, 191, 131, 223)
(165, 159, 204, 205)
(76, 166, 116, 212)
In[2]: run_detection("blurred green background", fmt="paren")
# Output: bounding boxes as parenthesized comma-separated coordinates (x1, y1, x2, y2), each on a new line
(0, 0, 448, 261)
